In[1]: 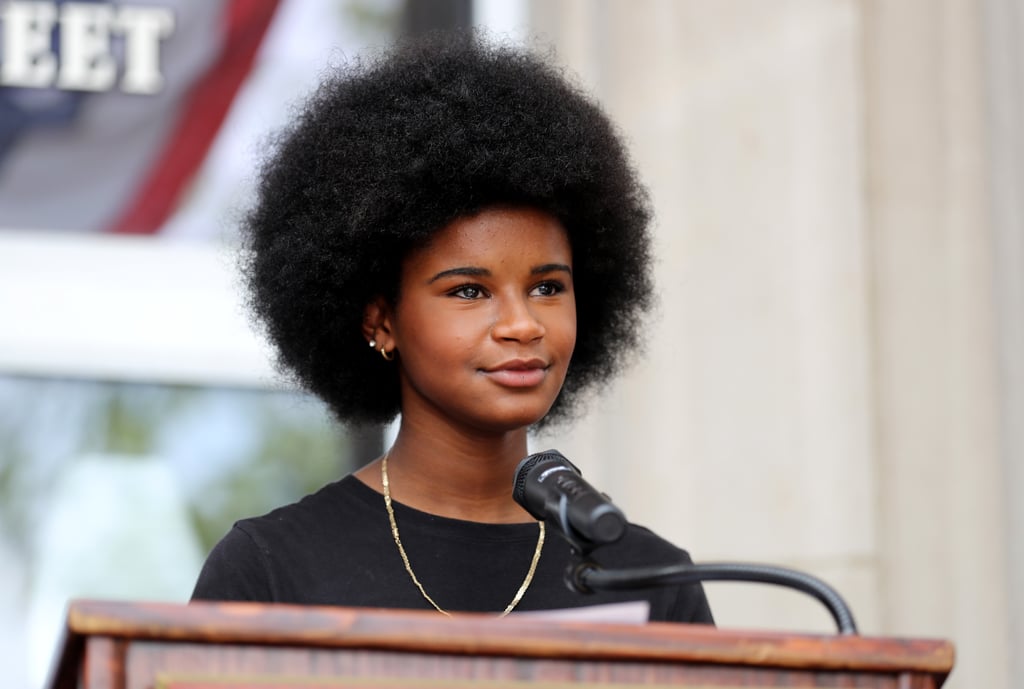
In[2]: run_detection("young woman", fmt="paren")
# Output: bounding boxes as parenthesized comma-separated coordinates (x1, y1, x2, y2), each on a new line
(192, 34, 713, 624)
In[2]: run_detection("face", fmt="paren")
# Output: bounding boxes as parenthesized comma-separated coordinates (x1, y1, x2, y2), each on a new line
(375, 207, 576, 435)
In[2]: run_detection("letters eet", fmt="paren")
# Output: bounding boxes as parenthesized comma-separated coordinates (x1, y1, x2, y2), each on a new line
(0, 1, 175, 94)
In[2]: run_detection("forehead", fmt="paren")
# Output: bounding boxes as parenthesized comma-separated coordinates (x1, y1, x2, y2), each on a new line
(405, 207, 572, 273)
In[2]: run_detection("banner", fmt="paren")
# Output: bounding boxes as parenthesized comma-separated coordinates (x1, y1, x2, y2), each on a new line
(0, 0, 281, 234)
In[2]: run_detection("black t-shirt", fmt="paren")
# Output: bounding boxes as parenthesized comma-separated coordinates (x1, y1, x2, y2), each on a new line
(192, 475, 714, 624)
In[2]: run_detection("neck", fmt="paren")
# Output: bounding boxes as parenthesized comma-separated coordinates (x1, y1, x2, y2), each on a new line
(357, 417, 535, 524)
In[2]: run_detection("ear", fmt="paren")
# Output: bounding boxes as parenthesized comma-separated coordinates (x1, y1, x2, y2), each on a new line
(362, 296, 394, 348)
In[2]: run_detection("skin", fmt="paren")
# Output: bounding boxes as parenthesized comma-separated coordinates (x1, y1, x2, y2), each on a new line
(356, 206, 577, 523)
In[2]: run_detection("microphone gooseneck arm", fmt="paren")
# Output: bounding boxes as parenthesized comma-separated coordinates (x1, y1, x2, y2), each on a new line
(568, 559, 859, 635)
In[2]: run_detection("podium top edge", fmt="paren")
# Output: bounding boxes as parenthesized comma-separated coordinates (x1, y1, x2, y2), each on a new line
(61, 598, 954, 676)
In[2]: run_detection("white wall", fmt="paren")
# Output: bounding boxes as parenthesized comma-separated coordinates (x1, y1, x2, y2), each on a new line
(0, 232, 275, 388)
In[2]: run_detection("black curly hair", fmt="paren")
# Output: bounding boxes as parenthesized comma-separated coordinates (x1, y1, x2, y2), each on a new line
(241, 33, 654, 427)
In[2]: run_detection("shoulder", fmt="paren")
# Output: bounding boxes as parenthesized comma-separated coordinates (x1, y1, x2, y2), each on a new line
(598, 523, 695, 567)
(190, 522, 272, 602)
(235, 475, 372, 541)
(593, 523, 715, 625)
(191, 476, 374, 602)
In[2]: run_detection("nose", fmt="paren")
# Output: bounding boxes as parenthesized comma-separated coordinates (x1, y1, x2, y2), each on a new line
(492, 293, 546, 342)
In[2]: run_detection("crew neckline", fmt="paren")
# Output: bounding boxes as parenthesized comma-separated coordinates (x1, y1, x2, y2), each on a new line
(339, 474, 543, 543)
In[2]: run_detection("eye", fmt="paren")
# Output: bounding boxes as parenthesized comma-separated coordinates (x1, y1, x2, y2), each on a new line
(531, 280, 565, 297)
(449, 284, 487, 300)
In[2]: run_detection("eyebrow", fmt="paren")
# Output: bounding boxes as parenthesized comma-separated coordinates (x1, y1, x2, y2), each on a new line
(427, 263, 572, 284)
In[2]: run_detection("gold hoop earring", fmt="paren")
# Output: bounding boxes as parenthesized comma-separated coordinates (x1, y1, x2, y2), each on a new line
(380, 346, 395, 361)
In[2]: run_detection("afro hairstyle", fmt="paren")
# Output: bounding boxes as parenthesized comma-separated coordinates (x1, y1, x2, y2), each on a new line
(240, 32, 655, 427)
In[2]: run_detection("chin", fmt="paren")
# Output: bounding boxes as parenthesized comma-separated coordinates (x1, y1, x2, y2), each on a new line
(477, 404, 556, 433)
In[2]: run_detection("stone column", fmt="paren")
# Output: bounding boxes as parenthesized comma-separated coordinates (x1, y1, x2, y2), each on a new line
(861, 2, 1009, 687)
(982, 0, 1024, 681)
(530, 0, 878, 632)
(529, 2, 1012, 687)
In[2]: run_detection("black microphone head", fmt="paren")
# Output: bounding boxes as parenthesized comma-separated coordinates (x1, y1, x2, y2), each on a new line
(512, 450, 567, 518)
(512, 449, 626, 547)
(513, 449, 560, 491)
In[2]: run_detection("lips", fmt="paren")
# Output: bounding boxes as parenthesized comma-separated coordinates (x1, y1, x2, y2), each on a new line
(482, 359, 549, 388)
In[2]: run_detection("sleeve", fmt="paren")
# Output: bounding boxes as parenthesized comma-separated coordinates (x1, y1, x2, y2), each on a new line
(190, 524, 276, 602)
(672, 581, 716, 624)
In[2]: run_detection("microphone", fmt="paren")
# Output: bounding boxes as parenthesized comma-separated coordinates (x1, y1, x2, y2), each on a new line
(513, 449, 627, 549)
(512, 449, 860, 635)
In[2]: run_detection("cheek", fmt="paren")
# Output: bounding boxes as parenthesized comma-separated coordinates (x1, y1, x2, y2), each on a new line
(563, 300, 579, 341)
(550, 308, 577, 358)
(564, 329, 578, 360)
(406, 315, 482, 369)
(443, 314, 491, 354)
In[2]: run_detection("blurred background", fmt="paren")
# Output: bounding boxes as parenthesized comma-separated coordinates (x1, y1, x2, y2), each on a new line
(0, 2, 1019, 688)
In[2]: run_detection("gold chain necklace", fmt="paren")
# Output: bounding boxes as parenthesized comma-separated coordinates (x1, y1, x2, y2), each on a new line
(381, 453, 545, 617)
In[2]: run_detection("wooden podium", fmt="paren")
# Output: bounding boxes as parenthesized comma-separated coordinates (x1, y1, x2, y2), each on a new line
(47, 599, 953, 689)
